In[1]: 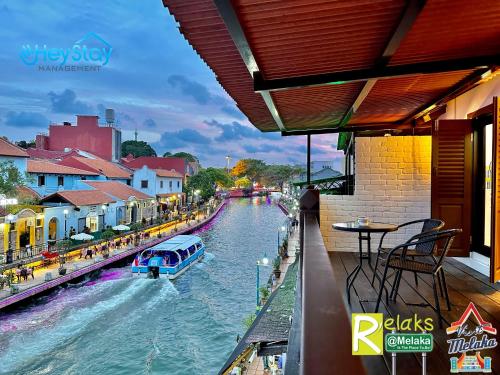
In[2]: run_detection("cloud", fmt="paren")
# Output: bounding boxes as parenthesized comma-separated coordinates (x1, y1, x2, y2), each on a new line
(143, 118, 157, 128)
(155, 128, 211, 150)
(220, 105, 246, 120)
(167, 74, 213, 105)
(242, 143, 277, 154)
(205, 119, 281, 142)
(48, 89, 93, 114)
(4, 111, 49, 128)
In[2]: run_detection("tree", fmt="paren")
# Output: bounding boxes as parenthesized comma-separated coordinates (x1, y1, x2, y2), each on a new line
(0, 161, 27, 197)
(234, 176, 252, 188)
(186, 169, 216, 200)
(231, 159, 267, 181)
(205, 168, 233, 188)
(16, 140, 36, 149)
(121, 140, 157, 158)
(165, 151, 199, 163)
(262, 165, 304, 190)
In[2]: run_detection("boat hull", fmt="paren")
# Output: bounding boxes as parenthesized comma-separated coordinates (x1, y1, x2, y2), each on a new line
(132, 249, 205, 280)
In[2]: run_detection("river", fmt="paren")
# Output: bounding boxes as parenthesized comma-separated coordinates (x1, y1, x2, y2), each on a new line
(0, 197, 285, 375)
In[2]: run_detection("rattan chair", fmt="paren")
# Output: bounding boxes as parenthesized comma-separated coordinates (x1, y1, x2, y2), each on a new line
(371, 219, 445, 287)
(374, 229, 461, 327)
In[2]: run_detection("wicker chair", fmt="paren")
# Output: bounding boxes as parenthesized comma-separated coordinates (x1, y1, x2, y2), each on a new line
(374, 229, 461, 327)
(371, 219, 445, 287)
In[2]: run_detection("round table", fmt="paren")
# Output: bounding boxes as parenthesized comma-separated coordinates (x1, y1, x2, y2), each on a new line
(333, 221, 398, 304)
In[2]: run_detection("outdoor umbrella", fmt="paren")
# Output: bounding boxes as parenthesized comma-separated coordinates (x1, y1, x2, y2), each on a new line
(112, 224, 130, 231)
(70, 233, 94, 241)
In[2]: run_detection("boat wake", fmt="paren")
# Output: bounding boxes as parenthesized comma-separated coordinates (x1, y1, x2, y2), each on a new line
(0, 278, 158, 373)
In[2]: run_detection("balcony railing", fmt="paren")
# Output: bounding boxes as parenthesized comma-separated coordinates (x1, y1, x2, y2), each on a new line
(293, 174, 354, 195)
(286, 190, 366, 374)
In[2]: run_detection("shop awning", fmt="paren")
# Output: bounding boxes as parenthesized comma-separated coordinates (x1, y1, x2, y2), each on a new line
(163, 0, 500, 137)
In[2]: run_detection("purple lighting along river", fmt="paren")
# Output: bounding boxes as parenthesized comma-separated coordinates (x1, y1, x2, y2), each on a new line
(0, 197, 284, 375)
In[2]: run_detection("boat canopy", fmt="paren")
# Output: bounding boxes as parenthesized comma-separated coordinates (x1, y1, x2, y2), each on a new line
(148, 235, 203, 252)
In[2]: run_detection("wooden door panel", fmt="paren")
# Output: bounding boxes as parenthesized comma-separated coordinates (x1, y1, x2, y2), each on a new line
(432, 119, 473, 257)
(492, 97, 500, 282)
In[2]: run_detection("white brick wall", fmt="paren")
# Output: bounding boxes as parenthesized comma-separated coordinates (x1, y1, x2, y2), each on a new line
(320, 136, 432, 252)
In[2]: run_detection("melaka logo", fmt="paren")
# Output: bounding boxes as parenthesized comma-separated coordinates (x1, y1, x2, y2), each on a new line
(446, 302, 497, 373)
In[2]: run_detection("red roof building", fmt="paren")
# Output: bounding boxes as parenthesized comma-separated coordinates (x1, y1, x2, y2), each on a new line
(26, 148, 79, 161)
(35, 115, 122, 162)
(27, 160, 98, 176)
(58, 155, 132, 180)
(83, 180, 152, 201)
(122, 156, 187, 177)
(0, 138, 29, 158)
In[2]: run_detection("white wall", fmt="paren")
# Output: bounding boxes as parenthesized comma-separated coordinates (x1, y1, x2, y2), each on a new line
(440, 75, 500, 120)
(320, 136, 432, 252)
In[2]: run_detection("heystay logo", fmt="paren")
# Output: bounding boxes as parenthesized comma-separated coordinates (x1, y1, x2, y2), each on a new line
(20, 32, 112, 71)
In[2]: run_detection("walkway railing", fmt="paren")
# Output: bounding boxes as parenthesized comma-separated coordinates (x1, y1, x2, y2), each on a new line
(286, 189, 366, 374)
(0, 201, 221, 271)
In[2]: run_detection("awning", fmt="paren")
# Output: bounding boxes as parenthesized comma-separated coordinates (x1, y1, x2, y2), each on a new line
(163, 0, 500, 136)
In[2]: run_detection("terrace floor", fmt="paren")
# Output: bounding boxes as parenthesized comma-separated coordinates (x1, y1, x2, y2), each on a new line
(330, 252, 500, 375)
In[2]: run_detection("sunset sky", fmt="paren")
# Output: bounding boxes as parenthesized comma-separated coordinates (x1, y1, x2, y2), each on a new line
(0, 0, 344, 169)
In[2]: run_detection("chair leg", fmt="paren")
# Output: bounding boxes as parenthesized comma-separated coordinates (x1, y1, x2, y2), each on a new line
(432, 273, 443, 329)
(440, 269, 451, 311)
(371, 250, 381, 286)
(393, 270, 404, 302)
(411, 256, 418, 286)
(390, 270, 401, 301)
(437, 271, 445, 298)
(375, 265, 390, 313)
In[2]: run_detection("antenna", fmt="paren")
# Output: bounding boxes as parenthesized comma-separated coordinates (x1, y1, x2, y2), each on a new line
(134, 128, 138, 141)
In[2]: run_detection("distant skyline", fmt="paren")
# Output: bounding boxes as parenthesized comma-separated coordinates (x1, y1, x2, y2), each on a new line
(0, 0, 344, 170)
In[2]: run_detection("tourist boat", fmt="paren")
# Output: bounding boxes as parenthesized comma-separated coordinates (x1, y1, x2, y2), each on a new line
(131, 235, 205, 279)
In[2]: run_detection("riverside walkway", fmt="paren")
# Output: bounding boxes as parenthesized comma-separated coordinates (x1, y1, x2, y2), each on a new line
(0, 200, 226, 310)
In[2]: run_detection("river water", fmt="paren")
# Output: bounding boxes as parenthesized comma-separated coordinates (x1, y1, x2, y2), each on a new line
(0, 197, 285, 375)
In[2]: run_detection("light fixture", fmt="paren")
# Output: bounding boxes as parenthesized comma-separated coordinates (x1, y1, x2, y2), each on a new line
(6, 214, 15, 222)
(261, 256, 269, 266)
(281, 225, 286, 232)
(101, 204, 106, 210)
(63, 209, 69, 215)
(384, 132, 392, 137)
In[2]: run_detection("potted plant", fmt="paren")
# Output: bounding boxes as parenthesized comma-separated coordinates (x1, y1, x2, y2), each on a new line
(273, 256, 282, 279)
(259, 286, 270, 305)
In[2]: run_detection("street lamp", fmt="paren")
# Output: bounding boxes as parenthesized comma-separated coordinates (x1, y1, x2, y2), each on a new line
(277, 225, 286, 252)
(63, 209, 69, 239)
(256, 254, 270, 308)
(101, 205, 107, 228)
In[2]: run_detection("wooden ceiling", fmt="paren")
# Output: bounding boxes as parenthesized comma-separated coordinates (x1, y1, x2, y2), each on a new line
(163, 0, 500, 135)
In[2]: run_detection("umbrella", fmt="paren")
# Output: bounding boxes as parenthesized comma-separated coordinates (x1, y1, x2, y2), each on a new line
(71, 233, 94, 241)
(112, 224, 130, 231)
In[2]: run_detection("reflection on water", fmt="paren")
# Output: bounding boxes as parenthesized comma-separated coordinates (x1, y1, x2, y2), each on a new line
(0, 197, 283, 375)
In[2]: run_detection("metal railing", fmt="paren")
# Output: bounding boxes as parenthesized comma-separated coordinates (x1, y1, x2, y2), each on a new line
(293, 174, 355, 195)
(0, 200, 222, 269)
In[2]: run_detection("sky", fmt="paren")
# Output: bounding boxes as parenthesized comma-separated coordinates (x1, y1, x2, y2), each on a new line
(0, 0, 344, 169)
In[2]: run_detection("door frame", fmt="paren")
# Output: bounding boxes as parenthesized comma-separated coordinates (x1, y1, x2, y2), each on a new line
(471, 113, 493, 257)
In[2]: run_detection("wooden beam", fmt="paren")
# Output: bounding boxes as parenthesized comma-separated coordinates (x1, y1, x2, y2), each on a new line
(281, 122, 414, 136)
(338, 0, 426, 126)
(213, 0, 286, 130)
(254, 55, 499, 92)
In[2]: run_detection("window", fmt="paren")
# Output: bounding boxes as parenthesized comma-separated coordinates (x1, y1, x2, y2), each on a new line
(177, 181, 180, 188)
(57, 176, 64, 186)
(126, 179, 131, 186)
(86, 216, 98, 232)
(141, 180, 148, 188)
(169, 181, 173, 189)
(81, 176, 87, 180)
(160, 181, 164, 188)
(37, 175, 45, 186)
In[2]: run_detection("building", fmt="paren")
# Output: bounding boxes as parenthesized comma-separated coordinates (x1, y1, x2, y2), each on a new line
(0, 137, 28, 173)
(132, 165, 184, 211)
(58, 154, 132, 185)
(27, 159, 100, 197)
(82, 180, 156, 224)
(122, 156, 197, 180)
(35, 114, 121, 162)
(40, 181, 155, 240)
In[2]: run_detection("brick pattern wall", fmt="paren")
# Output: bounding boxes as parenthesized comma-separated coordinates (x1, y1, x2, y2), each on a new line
(320, 136, 432, 252)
